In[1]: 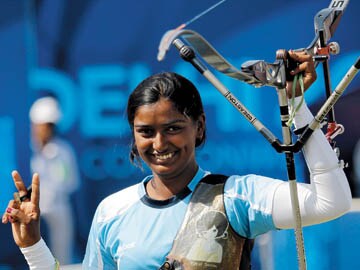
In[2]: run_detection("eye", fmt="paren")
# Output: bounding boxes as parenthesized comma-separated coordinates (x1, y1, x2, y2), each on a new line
(135, 127, 154, 137)
(166, 125, 183, 134)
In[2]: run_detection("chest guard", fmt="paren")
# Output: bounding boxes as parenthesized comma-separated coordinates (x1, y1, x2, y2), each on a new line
(160, 174, 253, 270)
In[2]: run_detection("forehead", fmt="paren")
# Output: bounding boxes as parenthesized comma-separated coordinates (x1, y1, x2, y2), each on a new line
(32, 123, 52, 129)
(134, 99, 188, 125)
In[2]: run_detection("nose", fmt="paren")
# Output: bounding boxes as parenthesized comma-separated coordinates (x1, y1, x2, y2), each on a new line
(153, 132, 168, 152)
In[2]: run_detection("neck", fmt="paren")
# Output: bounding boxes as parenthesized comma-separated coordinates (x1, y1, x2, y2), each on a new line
(147, 165, 199, 200)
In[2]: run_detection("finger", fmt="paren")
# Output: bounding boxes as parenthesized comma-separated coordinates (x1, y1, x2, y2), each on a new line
(296, 61, 310, 74)
(2, 212, 8, 224)
(290, 60, 315, 76)
(31, 173, 40, 206)
(5, 207, 16, 223)
(12, 192, 21, 208)
(12, 170, 28, 197)
(303, 75, 317, 90)
(288, 50, 313, 63)
(299, 61, 317, 87)
(6, 207, 31, 224)
(13, 192, 21, 203)
(2, 200, 16, 223)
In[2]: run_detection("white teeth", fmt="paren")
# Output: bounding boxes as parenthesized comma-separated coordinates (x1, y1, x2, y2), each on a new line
(155, 152, 174, 160)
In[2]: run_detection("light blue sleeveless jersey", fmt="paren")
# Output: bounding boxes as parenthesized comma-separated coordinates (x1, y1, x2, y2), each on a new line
(83, 168, 282, 269)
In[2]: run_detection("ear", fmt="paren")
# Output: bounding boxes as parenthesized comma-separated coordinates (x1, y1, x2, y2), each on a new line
(196, 114, 206, 140)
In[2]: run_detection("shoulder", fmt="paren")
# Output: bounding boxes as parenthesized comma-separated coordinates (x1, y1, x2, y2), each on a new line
(224, 175, 282, 237)
(225, 174, 283, 188)
(50, 137, 72, 148)
(95, 183, 142, 223)
(43, 138, 76, 158)
(52, 138, 77, 154)
(224, 174, 283, 201)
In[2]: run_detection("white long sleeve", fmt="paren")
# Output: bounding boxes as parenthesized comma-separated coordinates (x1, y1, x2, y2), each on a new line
(272, 98, 352, 229)
(20, 238, 57, 270)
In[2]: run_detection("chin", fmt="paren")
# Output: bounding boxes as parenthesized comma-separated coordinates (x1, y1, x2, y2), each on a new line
(151, 166, 176, 177)
(153, 164, 190, 179)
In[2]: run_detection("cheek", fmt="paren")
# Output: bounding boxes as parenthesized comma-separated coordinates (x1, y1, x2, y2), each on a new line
(133, 135, 148, 152)
(170, 132, 196, 148)
(188, 130, 199, 147)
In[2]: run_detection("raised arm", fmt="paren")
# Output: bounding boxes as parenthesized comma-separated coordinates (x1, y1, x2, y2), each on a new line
(2, 171, 57, 269)
(272, 50, 352, 228)
(272, 99, 352, 228)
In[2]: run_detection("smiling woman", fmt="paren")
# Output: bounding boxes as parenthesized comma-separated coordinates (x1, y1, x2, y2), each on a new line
(2, 67, 352, 270)
(133, 98, 203, 200)
(128, 73, 206, 199)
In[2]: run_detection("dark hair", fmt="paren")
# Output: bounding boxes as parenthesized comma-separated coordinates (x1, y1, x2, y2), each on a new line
(127, 72, 206, 165)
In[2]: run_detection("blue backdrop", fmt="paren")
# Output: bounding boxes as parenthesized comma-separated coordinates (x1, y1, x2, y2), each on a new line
(0, 0, 359, 269)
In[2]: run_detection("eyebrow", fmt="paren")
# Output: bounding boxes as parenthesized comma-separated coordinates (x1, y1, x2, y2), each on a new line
(134, 119, 188, 128)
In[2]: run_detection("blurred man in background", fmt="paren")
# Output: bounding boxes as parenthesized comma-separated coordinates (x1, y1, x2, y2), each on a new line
(29, 96, 80, 264)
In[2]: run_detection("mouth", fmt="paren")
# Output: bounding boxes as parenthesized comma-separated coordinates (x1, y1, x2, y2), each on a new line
(152, 151, 176, 162)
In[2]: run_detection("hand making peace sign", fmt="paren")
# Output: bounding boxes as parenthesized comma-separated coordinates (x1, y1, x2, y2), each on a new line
(2, 171, 41, 248)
